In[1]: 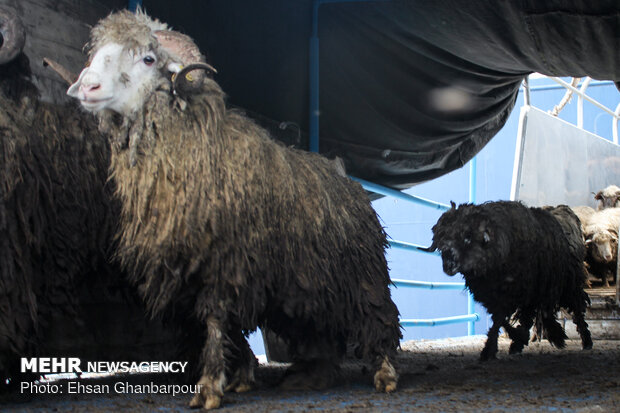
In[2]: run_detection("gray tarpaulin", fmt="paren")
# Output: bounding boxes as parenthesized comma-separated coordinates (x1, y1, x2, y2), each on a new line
(145, 0, 619, 189)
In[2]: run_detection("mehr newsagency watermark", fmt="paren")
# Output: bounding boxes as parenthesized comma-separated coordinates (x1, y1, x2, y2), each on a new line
(18, 357, 201, 396)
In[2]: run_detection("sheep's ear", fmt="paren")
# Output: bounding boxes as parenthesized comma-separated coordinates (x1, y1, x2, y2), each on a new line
(594, 191, 603, 200)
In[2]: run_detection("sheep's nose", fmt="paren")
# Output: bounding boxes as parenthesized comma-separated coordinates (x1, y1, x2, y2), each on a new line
(81, 82, 101, 93)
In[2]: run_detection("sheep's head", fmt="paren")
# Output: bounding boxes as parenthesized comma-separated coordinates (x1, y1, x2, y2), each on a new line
(0, 6, 26, 65)
(594, 185, 620, 210)
(586, 230, 618, 263)
(67, 10, 215, 118)
(428, 204, 508, 277)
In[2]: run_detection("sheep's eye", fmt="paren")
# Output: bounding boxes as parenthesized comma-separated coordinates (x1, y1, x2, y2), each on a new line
(143, 56, 155, 66)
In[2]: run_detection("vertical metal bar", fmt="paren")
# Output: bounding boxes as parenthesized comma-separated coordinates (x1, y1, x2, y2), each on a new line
(467, 157, 477, 336)
(577, 77, 592, 129)
(613, 103, 620, 145)
(309, 1, 321, 153)
(523, 76, 531, 107)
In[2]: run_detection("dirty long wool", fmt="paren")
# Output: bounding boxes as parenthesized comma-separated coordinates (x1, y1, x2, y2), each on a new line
(102, 75, 401, 368)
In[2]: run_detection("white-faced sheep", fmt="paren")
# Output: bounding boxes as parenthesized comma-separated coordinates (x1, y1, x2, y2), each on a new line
(583, 208, 620, 287)
(594, 185, 620, 210)
(0, 6, 184, 391)
(67, 10, 401, 410)
(426, 201, 592, 361)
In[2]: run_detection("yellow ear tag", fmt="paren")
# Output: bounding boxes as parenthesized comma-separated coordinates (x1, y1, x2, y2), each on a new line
(185, 73, 194, 82)
(171, 64, 184, 82)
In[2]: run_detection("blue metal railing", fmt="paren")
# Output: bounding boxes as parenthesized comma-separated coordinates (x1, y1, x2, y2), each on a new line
(353, 177, 479, 334)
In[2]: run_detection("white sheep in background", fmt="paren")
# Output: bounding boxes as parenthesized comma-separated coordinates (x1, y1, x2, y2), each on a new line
(583, 208, 620, 287)
(67, 10, 401, 410)
(594, 185, 620, 210)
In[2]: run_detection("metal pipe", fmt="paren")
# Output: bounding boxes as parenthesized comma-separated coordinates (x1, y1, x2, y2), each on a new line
(388, 239, 440, 256)
(466, 157, 477, 336)
(522, 76, 531, 106)
(520, 80, 614, 93)
(401, 313, 480, 327)
(577, 77, 592, 129)
(613, 103, 620, 145)
(310, 0, 392, 153)
(550, 77, 619, 119)
(391, 278, 465, 290)
(350, 177, 451, 210)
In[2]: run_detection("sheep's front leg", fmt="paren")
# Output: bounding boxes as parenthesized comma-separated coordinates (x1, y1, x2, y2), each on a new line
(190, 315, 227, 410)
(480, 314, 505, 361)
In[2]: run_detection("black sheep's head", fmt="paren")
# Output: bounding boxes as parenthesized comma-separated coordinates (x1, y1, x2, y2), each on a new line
(428, 203, 509, 277)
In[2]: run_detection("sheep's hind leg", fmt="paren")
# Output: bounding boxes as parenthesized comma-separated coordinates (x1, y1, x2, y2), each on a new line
(373, 355, 398, 393)
(571, 310, 593, 350)
(506, 311, 534, 355)
(541, 315, 568, 349)
(279, 335, 342, 390)
(224, 327, 256, 393)
(190, 315, 227, 410)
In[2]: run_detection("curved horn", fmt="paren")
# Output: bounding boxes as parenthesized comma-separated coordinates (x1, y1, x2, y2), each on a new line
(0, 6, 26, 65)
(173, 62, 217, 97)
(154, 30, 212, 94)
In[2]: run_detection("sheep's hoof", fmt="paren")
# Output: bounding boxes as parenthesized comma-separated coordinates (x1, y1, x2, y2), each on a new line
(189, 374, 225, 410)
(479, 348, 497, 362)
(374, 356, 398, 393)
(224, 367, 255, 393)
(189, 392, 222, 410)
(508, 344, 523, 355)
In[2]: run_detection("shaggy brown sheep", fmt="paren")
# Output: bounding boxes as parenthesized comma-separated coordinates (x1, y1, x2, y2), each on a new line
(426, 201, 592, 361)
(67, 10, 401, 410)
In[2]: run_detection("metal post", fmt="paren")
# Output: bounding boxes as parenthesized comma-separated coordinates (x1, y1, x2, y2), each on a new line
(309, 0, 321, 153)
(577, 77, 592, 129)
(467, 157, 477, 336)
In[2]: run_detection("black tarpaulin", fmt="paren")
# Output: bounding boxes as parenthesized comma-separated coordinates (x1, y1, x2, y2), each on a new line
(143, 0, 619, 189)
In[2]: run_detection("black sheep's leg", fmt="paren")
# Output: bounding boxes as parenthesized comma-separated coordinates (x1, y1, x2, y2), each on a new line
(572, 312, 593, 350)
(569, 292, 593, 350)
(190, 315, 227, 410)
(224, 326, 256, 393)
(541, 313, 568, 349)
(506, 311, 534, 355)
(480, 314, 505, 361)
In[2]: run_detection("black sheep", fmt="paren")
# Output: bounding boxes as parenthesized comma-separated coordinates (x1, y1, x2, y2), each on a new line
(427, 201, 592, 361)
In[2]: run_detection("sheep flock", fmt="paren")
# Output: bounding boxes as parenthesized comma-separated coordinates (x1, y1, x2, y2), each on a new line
(1, 5, 616, 411)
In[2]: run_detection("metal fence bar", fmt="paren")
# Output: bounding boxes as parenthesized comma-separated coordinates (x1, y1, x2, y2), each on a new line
(391, 278, 465, 290)
(401, 313, 480, 327)
(388, 239, 440, 256)
(577, 77, 592, 129)
(350, 177, 451, 211)
(550, 77, 619, 120)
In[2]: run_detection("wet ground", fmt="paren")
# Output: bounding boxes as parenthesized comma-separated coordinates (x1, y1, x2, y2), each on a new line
(3, 336, 619, 412)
